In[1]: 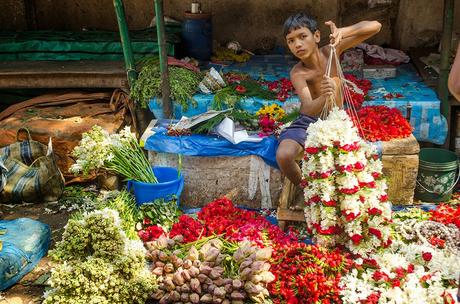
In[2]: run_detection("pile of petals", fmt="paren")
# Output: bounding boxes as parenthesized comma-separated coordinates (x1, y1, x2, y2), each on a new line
(339, 240, 459, 304)
(269, 242, 350, 304)
(429, 203, 460, 229)
(198, 197, 298, 247)
(256, 104, 286, 137)
(141, 197, 298, 247)
(263, 78, 295, 102)
(347, 105, 413, 141)
(168, 215, 205, 243)
(303, 107, 392, 256)
(344, 74, 372, 110)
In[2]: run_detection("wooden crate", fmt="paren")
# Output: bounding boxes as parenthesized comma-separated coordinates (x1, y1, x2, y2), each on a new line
(148, 152, 282, 209)
(381, 134, 420, 205)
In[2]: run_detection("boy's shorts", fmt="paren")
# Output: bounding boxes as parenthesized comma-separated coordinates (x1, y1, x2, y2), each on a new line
(278, 114, 318, 147)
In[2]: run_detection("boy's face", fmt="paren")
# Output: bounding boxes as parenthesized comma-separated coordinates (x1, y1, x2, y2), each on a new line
(286, 27, 320, 60)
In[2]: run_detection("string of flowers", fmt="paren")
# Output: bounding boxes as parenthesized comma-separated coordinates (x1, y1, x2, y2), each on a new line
(302, 108, 392, 256)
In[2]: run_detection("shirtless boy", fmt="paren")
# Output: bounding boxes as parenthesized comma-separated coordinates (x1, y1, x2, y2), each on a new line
(277, 13, 382, 185)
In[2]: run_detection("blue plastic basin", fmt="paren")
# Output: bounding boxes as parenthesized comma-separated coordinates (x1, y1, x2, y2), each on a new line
(128, 167, 184, 206)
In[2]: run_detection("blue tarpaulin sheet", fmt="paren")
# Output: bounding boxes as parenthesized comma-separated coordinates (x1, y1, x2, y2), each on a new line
(144, 127, 279, 168)
(149, 55, 447, 144)
(0, 218, 51, 291)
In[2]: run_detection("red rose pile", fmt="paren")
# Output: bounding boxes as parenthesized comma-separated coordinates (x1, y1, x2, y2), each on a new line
(198, 197, 298, 247)
(429, 203, 460, 229)
(347, 105, 413, 141)
(263, 78, 295, 102)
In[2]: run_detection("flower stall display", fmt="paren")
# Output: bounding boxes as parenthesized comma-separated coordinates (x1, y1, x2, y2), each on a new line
(44, 209, 157, 303)
(348, 105, 413, 142)
(70, 125, 157, 183)
(302, 107, 392, 255)
(43, 188, 460, 303)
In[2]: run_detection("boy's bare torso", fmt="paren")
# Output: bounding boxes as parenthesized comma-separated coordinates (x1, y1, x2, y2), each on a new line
(290, 45, 339, 116)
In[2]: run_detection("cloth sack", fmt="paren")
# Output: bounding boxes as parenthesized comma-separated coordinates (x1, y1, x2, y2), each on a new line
(0, 128, 64, 203)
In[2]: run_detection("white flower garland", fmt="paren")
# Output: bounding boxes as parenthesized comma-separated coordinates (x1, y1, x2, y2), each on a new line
(302, 107, 392, 255)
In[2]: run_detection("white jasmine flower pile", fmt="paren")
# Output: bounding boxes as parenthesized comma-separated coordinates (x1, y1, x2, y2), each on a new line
(302, 107, 392, 255)
(70, 125, 158, 183)
(70, 125, 112, 176)
(44, 209, 157, 304)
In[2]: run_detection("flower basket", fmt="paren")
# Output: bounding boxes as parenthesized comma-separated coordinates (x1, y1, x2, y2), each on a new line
(127, 167, 184, 206)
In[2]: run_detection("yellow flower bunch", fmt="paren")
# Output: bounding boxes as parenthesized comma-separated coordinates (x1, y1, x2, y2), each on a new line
(256, 104, 286, 120)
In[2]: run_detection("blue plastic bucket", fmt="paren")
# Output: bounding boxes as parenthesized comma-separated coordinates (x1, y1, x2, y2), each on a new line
(181, 12, 212, 61)
(127, 167, 184, 206)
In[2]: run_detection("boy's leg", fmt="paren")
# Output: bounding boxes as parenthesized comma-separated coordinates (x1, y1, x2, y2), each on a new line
(276, 139, 303, 185)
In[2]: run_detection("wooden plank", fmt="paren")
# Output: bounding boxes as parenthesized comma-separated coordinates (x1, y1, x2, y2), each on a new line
(276, 208, 305, 222)
(0, 61, 128, 89)
(382, 154, 419, 205)
(382, 134, 420, 155)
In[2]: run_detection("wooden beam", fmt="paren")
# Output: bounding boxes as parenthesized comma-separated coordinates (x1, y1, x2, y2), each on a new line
(0, 61, 128, 89)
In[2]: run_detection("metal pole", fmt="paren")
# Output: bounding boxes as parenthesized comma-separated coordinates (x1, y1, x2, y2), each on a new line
(154, 0, 172, 118)
(113, 0, 137, 86)
(438, 0, 454, 119)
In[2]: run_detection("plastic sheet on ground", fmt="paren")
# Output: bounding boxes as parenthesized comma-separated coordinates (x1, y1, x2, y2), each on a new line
(0, 218, 51, 291)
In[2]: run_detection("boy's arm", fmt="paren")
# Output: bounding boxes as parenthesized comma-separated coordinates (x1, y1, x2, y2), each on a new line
(291, 72, 342, 116)
(448, 44, 460, 101)
(326, 20, 382, 55)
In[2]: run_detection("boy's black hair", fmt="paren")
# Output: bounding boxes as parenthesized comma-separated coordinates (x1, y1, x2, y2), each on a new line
(283, 13, 318, 37)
